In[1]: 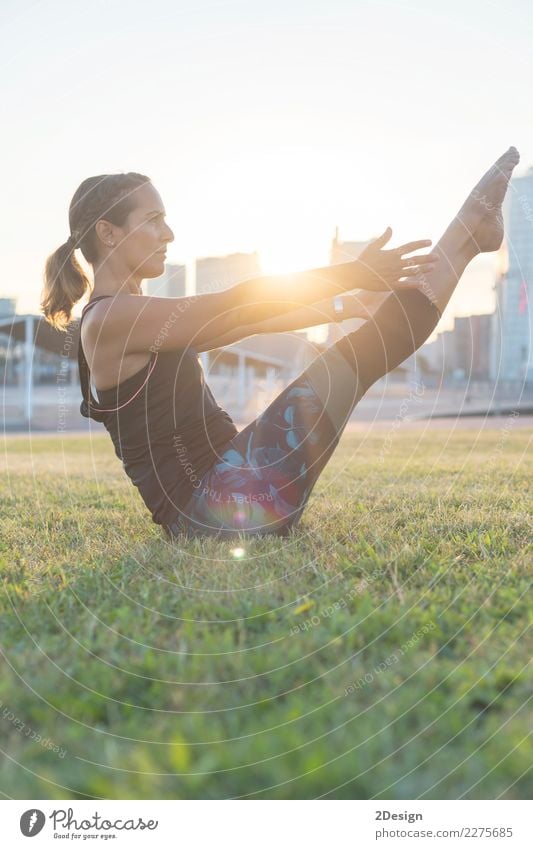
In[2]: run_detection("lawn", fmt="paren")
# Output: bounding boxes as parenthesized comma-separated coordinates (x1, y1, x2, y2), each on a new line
(0, 424, 531, 799)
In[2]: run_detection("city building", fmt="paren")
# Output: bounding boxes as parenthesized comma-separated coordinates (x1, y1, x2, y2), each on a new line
(420, 313, 492, 381)
(491, 168, 533, 382)
(195, 251, 261, 295)
(455, 314, 492, 380)
(329, 227, 369, 267)
(144, 262, 186, 298)
(0, 298, 18, 388)
(0, 298, 16, 317)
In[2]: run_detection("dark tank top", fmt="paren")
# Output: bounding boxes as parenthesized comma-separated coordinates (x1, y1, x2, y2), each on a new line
(77, 295, 238, 526)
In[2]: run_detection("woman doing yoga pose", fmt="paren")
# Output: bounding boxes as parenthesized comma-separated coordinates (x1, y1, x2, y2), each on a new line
(41, 147, 520, 539)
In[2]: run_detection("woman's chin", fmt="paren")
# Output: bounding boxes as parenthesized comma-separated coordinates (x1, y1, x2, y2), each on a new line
(144, 259, 166, 278)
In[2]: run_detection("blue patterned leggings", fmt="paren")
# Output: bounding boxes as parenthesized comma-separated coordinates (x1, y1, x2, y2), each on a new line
(164, 289, 441, 539)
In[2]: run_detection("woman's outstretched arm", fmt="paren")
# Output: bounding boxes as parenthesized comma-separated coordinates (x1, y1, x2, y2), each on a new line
(232, 230, 437, 326)
(188, 233, 438, 351)
(87, 231, 437, 357)
(193, 290, 390, 352)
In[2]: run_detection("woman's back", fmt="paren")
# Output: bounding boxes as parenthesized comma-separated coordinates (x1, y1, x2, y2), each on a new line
(77, 296, 238, 526)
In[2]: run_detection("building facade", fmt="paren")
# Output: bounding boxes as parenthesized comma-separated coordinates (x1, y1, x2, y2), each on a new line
(0, 298, 16, 317)
(195, 252, 261, 295)
(491, 169, 533, 382)
(420, 313, 492, 380)
(144, 262, 186, 298)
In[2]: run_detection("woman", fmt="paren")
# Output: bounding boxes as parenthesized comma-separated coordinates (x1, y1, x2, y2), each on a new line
(41, 147, 519, 539)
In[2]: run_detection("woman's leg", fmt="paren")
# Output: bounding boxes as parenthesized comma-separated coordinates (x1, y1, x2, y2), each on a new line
(173, 283, 448, 539)
(183, 278, 453, 537)
(169, 149, 519, 539)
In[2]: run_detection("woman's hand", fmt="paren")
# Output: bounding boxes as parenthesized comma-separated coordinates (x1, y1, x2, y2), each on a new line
(355, 227, 439, 291)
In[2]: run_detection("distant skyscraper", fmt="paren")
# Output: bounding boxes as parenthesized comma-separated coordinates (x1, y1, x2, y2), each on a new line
(195, 252, 261, 295)
(145, 263, 186, 298)
(0, 298, 16, 317)
(452, 314, 492, 380)
(329, 226, 369, 266)
(491, 169, 533, 381)
(421, 314, 493, 380)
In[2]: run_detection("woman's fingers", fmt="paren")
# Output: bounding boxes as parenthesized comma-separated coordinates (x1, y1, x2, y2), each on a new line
(399, 265, 437, 282)
(370, 227, 393, 249)
(401, 262, 437, 273)
(401, 253, 440, 268)
(392, 239, 433, 256)
(398, 263, 436, 277)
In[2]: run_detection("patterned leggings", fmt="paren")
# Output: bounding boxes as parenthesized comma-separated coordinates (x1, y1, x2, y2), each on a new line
(164, 289, 442, 539)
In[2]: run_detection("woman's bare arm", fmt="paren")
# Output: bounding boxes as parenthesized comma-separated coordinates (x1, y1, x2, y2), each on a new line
(192, 299, 340, 352)
(193, 291, 390, 352)
(234, 231, 436, 325)
(88, 230, 437, 357)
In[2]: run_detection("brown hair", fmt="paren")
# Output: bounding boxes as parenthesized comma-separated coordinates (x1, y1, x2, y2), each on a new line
(41, 172, 151, 330)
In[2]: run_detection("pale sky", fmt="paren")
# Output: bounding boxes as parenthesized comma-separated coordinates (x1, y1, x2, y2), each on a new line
(2, 0, 532, 330)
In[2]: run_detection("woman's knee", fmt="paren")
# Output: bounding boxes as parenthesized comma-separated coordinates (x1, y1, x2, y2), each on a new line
(303, 346, 365, 433)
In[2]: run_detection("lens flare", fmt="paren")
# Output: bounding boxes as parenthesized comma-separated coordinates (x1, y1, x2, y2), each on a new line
(231, 547, 246, 559)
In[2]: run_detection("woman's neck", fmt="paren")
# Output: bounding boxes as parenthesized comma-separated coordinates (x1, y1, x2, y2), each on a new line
(91, 251, 145, 296)
(91, 271, 143, 298)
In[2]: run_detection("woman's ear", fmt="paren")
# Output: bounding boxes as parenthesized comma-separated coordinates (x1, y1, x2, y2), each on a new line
(94, 218, 116, 247)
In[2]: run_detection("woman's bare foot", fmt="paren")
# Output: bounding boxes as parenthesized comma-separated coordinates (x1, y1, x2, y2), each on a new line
(458, 146, 520, 248)
(351, 149, 521, 322)
(470, 204, 505, 253)
(469, 149, 520, 251)
(413, 147, 520, 317)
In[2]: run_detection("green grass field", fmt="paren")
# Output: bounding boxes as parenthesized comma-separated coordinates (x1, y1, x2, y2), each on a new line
(1, 424, 531, 800)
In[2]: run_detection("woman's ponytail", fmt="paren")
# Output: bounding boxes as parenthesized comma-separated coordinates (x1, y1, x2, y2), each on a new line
(41, 237, 90, 331)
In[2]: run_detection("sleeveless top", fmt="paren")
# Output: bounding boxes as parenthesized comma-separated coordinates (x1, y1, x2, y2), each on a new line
(77, 295, 239, 526)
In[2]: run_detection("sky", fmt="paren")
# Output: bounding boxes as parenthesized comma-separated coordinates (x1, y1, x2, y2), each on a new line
(2, 0, 533, 330)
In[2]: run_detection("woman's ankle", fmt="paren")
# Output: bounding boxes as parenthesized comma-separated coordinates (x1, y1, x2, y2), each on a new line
(424, 240, 479, 316)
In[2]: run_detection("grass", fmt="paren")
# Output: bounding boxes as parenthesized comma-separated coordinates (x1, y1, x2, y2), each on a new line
(0, 424, 531, 799)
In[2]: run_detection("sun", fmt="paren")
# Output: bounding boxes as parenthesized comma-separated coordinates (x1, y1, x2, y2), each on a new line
(260, 244, 318, 276)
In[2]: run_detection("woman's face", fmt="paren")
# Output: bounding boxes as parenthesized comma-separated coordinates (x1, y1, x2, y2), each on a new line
(113, 182, 175, 278)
